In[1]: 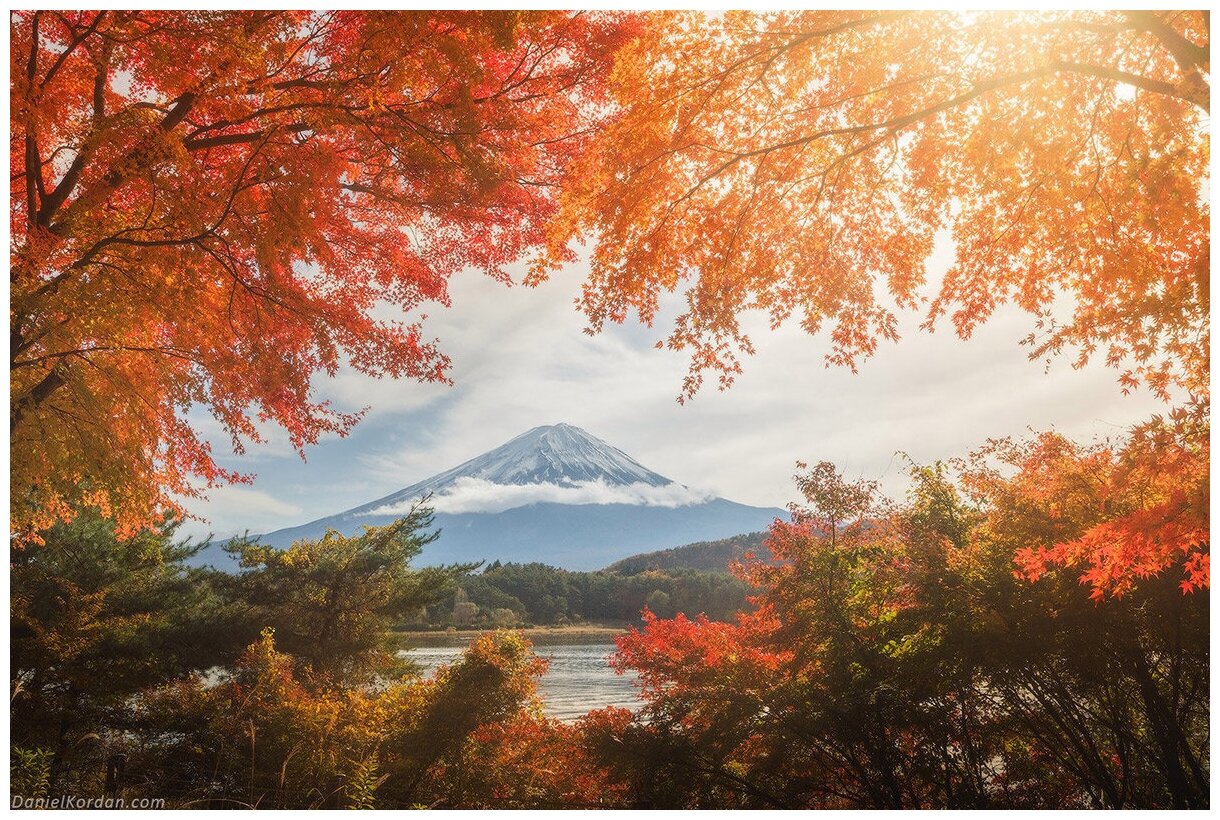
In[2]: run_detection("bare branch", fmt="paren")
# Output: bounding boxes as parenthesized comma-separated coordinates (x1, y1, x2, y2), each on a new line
(185, 122, 308, 151)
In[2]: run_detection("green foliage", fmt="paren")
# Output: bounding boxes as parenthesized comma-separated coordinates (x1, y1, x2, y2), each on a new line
(226, 503, 470, 684)
(644, 589, 674, 619)
(10, 510, 242, 789)
(425, 562, 751, 628)
(11, 507, 482, 803)
(345, 756, 384, 810)
(607, 532, 770, 574)
(10, 747, 52, 800)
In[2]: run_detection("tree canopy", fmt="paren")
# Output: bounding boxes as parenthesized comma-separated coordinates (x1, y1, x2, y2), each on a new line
(10, 10, 633, 540)
(546, 10, 1209, 402)
(225, 503, 463, 684)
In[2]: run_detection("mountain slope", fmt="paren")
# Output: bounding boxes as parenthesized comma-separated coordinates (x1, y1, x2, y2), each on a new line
(193, 424, 786, 571)
(604, 531, 772, 575)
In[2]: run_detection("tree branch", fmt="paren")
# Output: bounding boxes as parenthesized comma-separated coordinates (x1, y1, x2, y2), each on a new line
(184, 122, 308, 151)
(23, 11, 43, 226)
(40, 11, 107, 90)
(1123, 11, 1209, 73)
(671, 58, 1208, 213)
(24, 136, 43, 228)
(1053, 59, 1207, 112)
(42, 92, 197, 231)
(92, 49, 108, 127)
(11, 366, 66, 433)
(25, 10, 40, 84)
(37, 152, 90, 228)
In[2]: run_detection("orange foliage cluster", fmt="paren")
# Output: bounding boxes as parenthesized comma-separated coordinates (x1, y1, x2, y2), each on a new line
(960, 411, 1209, 597)
(138, 628, 624, 809)
(613, 607, 789, 720)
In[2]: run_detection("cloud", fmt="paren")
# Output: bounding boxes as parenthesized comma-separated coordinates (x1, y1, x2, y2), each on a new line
(177, 485, 304, 540)
(365, 477, 714, 516)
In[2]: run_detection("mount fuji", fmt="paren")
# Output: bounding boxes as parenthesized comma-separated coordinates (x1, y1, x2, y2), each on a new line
(198, 423, 786, 571)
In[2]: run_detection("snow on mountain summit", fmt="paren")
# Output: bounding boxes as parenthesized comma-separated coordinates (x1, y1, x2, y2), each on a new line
(445, 423, 672, 488)
(349, 423, 703, 518)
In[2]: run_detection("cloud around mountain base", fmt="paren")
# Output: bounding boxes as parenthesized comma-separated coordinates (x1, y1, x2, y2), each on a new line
(365, 476, 714, 516)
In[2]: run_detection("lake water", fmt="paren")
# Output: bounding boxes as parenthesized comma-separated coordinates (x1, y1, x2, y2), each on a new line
(401, 642, 644, 721)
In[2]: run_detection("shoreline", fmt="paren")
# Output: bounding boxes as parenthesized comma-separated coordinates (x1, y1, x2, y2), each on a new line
(391, 624, 633, 647)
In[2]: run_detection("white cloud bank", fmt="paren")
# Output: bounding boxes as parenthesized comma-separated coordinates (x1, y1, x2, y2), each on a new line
(366, 477, 714, 516)
(176, 485, 304, 540)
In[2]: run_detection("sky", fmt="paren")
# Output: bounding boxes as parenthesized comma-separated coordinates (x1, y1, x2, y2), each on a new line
(178, 236, 1173, 542)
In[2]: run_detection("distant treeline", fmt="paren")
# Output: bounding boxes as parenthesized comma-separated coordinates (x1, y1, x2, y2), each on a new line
(605, 531, 769, 574)
(414, 559, 752, 629)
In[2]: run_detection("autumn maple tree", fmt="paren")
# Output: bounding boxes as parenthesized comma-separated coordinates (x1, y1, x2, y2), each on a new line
(10, 10, 633, 540)
(604, 460, 1209, 808)
(582, 18, 1214, 788)
(547, 10, 1209, 402)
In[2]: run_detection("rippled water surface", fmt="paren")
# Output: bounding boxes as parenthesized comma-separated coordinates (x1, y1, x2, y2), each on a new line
(402, 643, 643, 721)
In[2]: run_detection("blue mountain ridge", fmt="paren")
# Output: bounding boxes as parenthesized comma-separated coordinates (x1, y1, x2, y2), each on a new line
(191, 423, 786, 571)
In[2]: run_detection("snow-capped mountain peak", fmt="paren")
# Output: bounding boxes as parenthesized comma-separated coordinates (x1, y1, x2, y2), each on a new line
(450, 423, 672, 488)
(349, 423, 685, 518)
